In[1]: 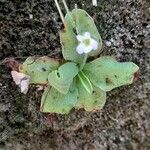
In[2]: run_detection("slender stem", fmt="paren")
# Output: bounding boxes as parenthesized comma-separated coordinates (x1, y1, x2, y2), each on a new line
(80, 54, 88, 71)
(62, 0, 76, 29)
(54, 0, 65, 25)
(62, 0, 69, 14)
(75, 4, 79, 34)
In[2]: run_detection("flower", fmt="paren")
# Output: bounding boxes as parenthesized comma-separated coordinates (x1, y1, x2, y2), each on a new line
(11, 71, 30, 94)
(76, 32, 98, 54)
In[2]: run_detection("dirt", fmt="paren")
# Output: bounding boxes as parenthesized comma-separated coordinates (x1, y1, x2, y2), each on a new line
(0, 0, 150, 149)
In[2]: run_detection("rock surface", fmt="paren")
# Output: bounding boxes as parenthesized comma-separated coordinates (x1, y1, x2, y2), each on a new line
(0, 0, 150, 149)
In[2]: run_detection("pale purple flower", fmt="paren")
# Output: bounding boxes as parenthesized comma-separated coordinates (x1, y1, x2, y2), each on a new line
(11, 71, 30, 94)
(76, 32, 98, 54)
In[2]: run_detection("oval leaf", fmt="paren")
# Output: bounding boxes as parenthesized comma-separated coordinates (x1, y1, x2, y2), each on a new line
(40, 83, 78, 114)
(70, 9, 102, 57)
(48, 62, 79, 94)
(83, 56, 139, 91)
(19, 56, 60, 84)
(60, 27, 83, 64)
(60, 9, 102, 63)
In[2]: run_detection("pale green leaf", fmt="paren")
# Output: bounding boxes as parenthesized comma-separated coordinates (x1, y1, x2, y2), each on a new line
(40, 83, 78, 114)
(60, 27, 83, 64)
(65, 9, 102, 57)
(83, 56, 139, 91)
(19, 56, 60, 84)
(77, 71, 93, 94)
(76, 78, 106, 111)
(60, 9, 102, 63)
(48, 62, 79, 94)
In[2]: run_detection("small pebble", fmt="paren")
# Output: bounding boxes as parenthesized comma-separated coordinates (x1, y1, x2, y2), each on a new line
(29, 14, 33, 19)
(92, 0, 97, 6)
(105, 41, 112, 47)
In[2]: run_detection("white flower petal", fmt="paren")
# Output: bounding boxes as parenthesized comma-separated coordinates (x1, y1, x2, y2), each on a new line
(20, 78, 30, 94)
(91, 39, 98, 50)
(11, 71, 30, 94)
(84, 32, 91, 38)
(11, 71, 29, 85)
(76, 35, 84, 42)
(76, 43, 84, 54)
(11, 71, 21, 85)
(76, 32, 99, 54)
(83, 45, 93, 53)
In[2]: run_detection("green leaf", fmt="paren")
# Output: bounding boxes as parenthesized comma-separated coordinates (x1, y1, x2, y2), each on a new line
(48, 62, 79, 94)
(83, 56, 139, 91)
(60, 9, 102, 63)
(77, 71, 93, 94)
(19, 56, 60, 84)
(66, 9, 102, 57)
(60, 27, 83, 64)
(40, 83, 78, 114)
(76, 78, 106, 111)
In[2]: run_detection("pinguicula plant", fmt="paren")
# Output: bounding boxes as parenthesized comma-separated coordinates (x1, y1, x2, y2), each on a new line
(10, 0, 139, 114)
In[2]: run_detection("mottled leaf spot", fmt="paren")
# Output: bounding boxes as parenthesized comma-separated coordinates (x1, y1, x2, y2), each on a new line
(73, 28, 77, 34)
(114, 75, 118, 78)
(106, 78, 113, 85)
(94, 100, 98, 104)
(57, 72, 60, 78)
(42, 68, 47, 72)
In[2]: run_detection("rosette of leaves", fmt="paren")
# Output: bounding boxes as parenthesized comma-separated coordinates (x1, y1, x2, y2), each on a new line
(18, 9, 139, 114)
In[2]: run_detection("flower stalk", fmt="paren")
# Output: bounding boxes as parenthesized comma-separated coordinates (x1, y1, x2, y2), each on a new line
(54, 0, 65, 25)
(80, 54, 88, 71)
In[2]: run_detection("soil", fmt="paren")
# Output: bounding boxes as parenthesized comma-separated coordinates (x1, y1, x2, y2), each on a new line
(0, 0, 150, 149)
